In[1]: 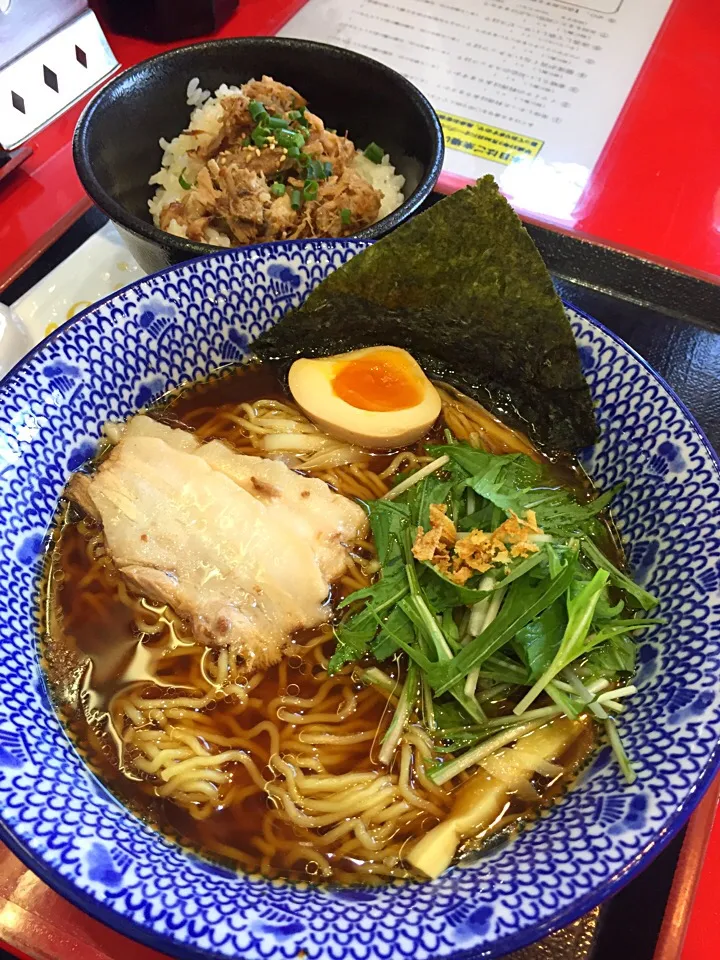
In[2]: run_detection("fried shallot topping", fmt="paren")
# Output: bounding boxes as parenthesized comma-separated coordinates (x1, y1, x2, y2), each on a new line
(412, 504, 543, 584)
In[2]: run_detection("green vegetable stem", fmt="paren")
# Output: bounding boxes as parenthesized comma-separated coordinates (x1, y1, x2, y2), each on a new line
(327, 436, 662, 782)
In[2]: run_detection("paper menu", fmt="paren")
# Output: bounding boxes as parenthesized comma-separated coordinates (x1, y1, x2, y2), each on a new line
(280, 0, 673, 224)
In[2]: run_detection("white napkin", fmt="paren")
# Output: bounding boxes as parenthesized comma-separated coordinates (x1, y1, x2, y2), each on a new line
(0, 304, 32, 379)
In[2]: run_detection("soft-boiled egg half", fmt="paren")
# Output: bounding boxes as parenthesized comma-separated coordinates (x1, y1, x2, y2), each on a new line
(288, 346, 442, 449)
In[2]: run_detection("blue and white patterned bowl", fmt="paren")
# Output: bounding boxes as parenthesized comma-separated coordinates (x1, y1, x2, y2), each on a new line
(0, 239, 719, 960)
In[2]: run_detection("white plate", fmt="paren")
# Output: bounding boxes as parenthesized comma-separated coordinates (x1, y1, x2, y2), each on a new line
(11, 221, 145, 349)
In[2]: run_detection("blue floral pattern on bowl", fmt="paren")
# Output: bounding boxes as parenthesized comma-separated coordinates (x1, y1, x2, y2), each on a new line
(0, 239, 719, 960)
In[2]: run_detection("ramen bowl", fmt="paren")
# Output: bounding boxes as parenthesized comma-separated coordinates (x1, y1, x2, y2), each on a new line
(0, 240, 719, 959)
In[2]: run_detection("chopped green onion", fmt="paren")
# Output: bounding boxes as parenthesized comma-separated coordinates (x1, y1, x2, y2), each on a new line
(276, 128, 305, 150)
(240, 138, 251, 148)
(303, 179, 319, 201)
(290, 188, 302, 210)
(286, 145, 301, 159)
(320, 160, 333, 180)
(364, 141, 385, 164)
(270, 182, 286, 197)
(248, 100, 268, 122)
(288, 107, 310, 129)
(178, 169, 191, 190)
(251, 127, 268, 148)
(265, 116, 289, 130)
(302, 158, 332, 181)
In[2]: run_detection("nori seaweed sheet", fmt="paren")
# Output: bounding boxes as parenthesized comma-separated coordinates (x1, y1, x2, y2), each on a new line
(252, 176, 598, 452)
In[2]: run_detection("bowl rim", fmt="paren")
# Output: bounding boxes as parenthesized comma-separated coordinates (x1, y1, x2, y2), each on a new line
(72, 36, 445, 257)
(1, 237, 719, 960)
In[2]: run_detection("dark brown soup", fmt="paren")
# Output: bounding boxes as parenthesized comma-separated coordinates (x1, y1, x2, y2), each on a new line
(41, 363, 602, 885)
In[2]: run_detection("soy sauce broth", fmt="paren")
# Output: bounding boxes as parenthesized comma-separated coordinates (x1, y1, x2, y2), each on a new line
(40, 362, 609, 882)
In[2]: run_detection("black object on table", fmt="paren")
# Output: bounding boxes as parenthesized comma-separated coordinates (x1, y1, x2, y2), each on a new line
(0, 147, 33, 185)
(94, 0, 239, 43)
(1, 207, 718, 960)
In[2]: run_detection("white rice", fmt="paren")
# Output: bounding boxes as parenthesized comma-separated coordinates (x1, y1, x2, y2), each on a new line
(351, 152, 406, 221)
(148, 77, 405, 241)
(185, 77, 211, 108)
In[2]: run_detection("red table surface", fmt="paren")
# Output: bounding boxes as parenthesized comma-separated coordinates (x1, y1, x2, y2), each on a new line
(0, 0, 309, 291)
(676, 779, 720, 960)
(1, 0, 720, 956)
(1, 0, 720, 289)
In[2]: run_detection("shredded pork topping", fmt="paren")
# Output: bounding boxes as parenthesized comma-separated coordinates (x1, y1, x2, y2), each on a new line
(157, 77, 383, 246)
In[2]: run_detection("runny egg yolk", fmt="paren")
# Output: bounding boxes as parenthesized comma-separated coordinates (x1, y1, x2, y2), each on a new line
(331, 350, 425, 412)
(287, 346, 442, 449)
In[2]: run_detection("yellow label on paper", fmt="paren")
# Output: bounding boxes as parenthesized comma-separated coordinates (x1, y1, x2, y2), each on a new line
(437, 112, 543, 166)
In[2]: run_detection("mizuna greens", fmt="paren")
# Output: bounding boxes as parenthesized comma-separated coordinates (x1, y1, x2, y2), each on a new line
(330, 440, 662, 787)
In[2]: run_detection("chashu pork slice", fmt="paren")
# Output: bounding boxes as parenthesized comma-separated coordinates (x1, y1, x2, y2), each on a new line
(197, 438, 366, 582)
(102, 414, 201, 452)
(68, 417, 368, 669)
